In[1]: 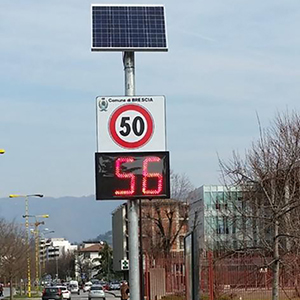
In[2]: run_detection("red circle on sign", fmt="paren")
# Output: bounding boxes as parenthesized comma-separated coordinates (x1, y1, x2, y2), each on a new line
(109, 104, 154, 149)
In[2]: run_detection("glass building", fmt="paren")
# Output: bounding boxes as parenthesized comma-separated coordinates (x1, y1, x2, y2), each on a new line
(189, 185, 254, 252)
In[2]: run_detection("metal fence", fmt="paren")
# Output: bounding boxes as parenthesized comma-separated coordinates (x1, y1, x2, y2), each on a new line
(145, 252, 185, 300)
(145, 252, 300, 300)
(202, 252, 300, 300)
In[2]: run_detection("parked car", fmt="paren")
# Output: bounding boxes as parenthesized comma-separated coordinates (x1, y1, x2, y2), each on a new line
(88, 285, 106, 300)
(42, 287, 63, 300)
(83, 282, 93, 292)
(56, 286, 71, 300)
(101, 282, 110, 291)
(109, 281, 120, 290)
(69, 280, 80, 295)
(90, 279, 101, 285)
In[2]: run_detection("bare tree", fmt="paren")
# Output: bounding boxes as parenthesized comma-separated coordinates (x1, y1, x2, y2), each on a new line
(142, 171, 193, 257)
(75, 253, 93, 282)
(0, 219, 28, 300)
(45, 252, 75, 281)
(220, 111, 300, 300)
(142, 199, 188, 257)
(170, 171, 194, 200)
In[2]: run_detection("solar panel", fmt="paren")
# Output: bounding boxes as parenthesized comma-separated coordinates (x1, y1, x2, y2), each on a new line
(91, 5, 168, 52)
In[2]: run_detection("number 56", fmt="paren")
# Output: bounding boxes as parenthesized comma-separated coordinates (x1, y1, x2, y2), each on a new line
(115, 156, 163, 196)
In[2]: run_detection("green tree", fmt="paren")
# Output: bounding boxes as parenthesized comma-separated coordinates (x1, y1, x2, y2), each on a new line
(92, 242, 114, 281)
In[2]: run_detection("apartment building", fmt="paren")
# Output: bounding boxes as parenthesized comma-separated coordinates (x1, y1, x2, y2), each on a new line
(189, 185, 255, 252)
(40, 237, 77, 263)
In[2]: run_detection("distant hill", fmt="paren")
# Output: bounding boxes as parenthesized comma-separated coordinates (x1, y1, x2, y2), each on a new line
(0, 195, 124, 243)
(94, 230, 112, 246)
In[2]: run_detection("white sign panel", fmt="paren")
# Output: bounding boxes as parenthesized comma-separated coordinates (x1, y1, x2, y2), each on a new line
(121, 258, 129, 270)
(96, 96, 166, 152)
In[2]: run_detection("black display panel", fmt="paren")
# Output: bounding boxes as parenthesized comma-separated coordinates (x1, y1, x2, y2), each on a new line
(95, 151, 170, 200)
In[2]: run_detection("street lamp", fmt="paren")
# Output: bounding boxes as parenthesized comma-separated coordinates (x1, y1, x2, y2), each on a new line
(9, 194, 44, 297)
(25, 214, 49, 292)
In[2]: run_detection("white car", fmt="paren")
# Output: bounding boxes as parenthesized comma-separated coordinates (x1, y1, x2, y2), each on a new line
(69, 281, 80, 295)
(88, 285, 106, 300)
(56, 286, 71, 300)
(109, 281, 120, 290)
(83, 282, 93, 292)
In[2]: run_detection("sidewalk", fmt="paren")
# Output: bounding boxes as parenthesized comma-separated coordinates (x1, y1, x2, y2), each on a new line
(0, 288, 41, 300)
(1, 298, 40, 300)
(1, 287, 11, 298)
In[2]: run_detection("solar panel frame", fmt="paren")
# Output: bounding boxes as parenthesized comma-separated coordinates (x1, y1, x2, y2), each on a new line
(91, 4, 168, 52)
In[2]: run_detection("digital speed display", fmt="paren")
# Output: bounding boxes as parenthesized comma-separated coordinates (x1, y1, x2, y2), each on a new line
(95, 151, 170, 200)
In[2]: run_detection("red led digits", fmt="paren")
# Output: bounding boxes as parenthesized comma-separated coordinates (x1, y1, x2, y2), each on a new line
(95, 152, 169, 200)
(113, 155, 164, 197)
(115, 157, 136, 195)
(142, 157, 163, 195)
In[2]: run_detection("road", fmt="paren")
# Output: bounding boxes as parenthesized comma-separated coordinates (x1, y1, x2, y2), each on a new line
(73, 290, 121, 300)
(0, 288, 121, 300)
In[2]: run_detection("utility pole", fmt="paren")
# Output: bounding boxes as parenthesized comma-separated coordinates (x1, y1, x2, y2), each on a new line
(124, 51, 140, 300)
(25, 196, 31, 298)
(92, 7, 169, 300)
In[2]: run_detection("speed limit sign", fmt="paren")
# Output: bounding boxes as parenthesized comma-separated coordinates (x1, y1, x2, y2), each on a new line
(96, 96, 166, 152)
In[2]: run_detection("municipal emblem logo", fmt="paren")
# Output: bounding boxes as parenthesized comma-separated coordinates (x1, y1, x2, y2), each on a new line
(98, 98, 108, 112)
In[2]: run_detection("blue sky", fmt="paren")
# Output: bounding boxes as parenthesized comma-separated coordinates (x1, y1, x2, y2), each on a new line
(1, 0, 300, 198)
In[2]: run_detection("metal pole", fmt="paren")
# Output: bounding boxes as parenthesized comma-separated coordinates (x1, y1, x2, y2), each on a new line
(42, 239, 46, 274)
(56, 248, 59, 279)
(123, 51, 140, 300)
(139, 200, 144, 300)
(35, 224, 39, 292)
(25, 197, 31, 297)
(208, 251, 214, 300)
(145, 253, 149, 300)
(124, 52, 135, 96)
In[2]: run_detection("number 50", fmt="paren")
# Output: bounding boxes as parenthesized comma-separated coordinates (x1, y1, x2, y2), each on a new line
(115, 156, 163, 196)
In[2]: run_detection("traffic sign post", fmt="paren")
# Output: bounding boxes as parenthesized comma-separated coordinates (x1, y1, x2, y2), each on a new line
(124, 51, 140, 300)
(92, 6, 169, 300)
